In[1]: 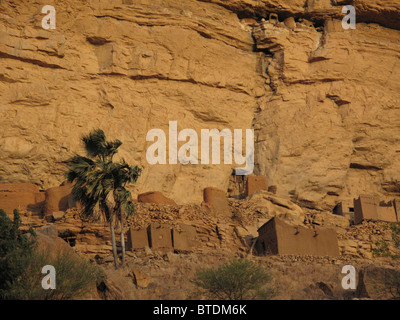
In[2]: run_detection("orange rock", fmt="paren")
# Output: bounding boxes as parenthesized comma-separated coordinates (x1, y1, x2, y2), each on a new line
(137, 191, 176, 205)
(0, 0, 399, 212)
(31, 225, 73, 257)
(240, 18, 258, 27)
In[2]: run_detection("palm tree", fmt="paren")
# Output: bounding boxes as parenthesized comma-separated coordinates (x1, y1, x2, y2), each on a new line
(65, 129, 141, 269)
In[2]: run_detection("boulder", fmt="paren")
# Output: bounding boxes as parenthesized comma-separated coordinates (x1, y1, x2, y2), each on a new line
(35, 224, 58, 238)
(303, 281, 335, 299)
(137, 191, 176, 205)
(284, 17, 296, 30)
(240, 18, 258, 27)
(356, 265, 400, 300)
(312, 212, 350, 229)
(130, 268, 151, 288)
(32, 225, 73, 257)
(46, 211, 65, 222)
(248, 191, 305, 226)
(97, 265, 137, 300)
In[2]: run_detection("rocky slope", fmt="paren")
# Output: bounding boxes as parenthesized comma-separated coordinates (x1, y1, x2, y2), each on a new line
(0, 0, 399, 211)
(17, 192, 400, 300)
(16, 189, 399, 262)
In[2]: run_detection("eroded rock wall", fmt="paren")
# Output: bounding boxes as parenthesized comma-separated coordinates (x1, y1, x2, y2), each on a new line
(252, 18, 400, 210)
(0, 0, 399, 209)
(0, 0, 266, 203)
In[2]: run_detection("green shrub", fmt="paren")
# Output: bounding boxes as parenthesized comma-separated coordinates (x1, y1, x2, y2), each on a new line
(373, 240, 392, 258)
(373, 222, 400, 260)
(0, 209, 104, 300)
(379, 269, 400, 299)
(191, 258, 276, 300)
(390, 222, 400, 249)
(0, 209, 36, 297)
(3, 248, 104, 300)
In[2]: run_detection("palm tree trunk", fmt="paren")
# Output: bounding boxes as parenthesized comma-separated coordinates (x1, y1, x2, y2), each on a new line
(120, 212, 126, 265)
(110, 218, 119, 269)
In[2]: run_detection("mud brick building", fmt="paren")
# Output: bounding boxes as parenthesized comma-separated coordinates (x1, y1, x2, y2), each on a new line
(353, 195, 399, 225)
(126, 223, 198, 252)
(246, 176, 267, 196)
(333, 201, 355, 225)
(0, 183, 45, 215)
(147, 223, 173, 251)
(256, 217, 340, 257)
(172, 224, 197, 252)
(202, 187, 231, 218)
(127, 228, 149, 251)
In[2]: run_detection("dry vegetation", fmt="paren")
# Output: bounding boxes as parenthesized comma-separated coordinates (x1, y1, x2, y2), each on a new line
(95, 248, 398, 300)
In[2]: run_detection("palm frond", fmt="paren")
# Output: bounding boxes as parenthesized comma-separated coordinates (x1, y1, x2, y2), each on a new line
(65, 155, 95, 183)
(82, 129, 107, 158)
(104, 139, 122, 160)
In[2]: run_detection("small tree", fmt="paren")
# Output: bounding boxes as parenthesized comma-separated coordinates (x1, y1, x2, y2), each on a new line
(0, 209, 103, 299)
(373, 222, 400, 259)
(191, 259, 276, 300)
(66, 129, 141, 268)
(378, 269, 400, 299)
(371, 222, 400, 299)
(0, 209, 36, 298)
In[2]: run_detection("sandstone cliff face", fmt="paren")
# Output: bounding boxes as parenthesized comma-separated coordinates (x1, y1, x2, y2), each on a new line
(0, 0, 264, 203)
(0, 0, 399, 209)
(253, 19, 400, 210)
